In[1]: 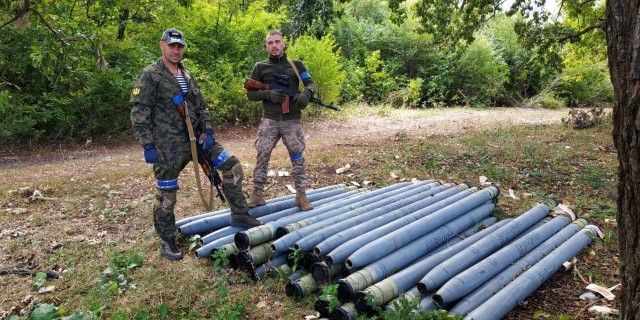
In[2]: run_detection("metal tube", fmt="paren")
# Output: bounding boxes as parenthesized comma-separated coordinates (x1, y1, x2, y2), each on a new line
(330, 302, 359, 320)
(273, 181, 445, 251)
(283, 182, 455, 253)
(449, 219, 588, 317)
(433, 214, 572, 305)
(237, 242, 275, 273)
(252, 254, 288, 280)
(180, 185, 355, 235)
(293, 186, 466, 255)
(177, 183, 348, 227)
(464, 225, 601, 320)
(337, 202, 495, 303)
(234, 183, 412, 250)
(345, 186, 500, 270)
(323, 185, 478, 265)
(417, 200, 557, 295)
(353, 219, 510, 311)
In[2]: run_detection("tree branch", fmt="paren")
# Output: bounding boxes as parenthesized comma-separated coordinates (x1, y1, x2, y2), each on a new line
(557, 21, 604, 42)
(0, 0, 30, 29)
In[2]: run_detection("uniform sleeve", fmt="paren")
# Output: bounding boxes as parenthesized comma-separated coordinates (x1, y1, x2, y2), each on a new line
(130, 71, 155, 147)
(247, 63, 268, 101)
(296, 60, 316, 91)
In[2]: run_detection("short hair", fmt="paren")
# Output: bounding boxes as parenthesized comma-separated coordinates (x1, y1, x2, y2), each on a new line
(266, 29, 283, 39)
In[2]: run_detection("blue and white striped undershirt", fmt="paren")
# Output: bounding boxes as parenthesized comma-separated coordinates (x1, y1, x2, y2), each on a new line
(175, 75, 188, 93)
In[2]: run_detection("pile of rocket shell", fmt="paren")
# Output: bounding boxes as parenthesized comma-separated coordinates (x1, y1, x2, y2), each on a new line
(176, 180, 603, 320)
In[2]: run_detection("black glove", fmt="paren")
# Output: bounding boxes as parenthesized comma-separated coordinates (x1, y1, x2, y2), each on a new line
(266, 90, 286, 104)
(294, 88, 313, 109)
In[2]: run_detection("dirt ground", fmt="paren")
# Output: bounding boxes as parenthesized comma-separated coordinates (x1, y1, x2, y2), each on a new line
(0, 107, 620, 319)
(0, 107, 573, 171)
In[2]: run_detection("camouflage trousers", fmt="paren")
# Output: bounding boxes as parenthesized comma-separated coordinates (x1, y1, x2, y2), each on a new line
(252, 118, 307, 192)
(152, 142, 249, 241)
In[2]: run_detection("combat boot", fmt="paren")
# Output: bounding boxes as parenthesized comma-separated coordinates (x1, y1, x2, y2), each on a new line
(295, 191, 314, 211)
(247, 189, 266, 208)
(229, 212, 264, 228)
(160, 238, 183, 261)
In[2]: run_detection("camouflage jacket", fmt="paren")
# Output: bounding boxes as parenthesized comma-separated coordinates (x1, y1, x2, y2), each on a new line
(248, 53, 315, 121)
(130, 58, 212, 153)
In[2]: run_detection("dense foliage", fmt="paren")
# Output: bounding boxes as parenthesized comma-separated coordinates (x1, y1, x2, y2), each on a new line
(0, 0, 611, 143)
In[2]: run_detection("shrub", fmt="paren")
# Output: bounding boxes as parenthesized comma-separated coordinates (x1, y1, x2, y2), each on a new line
(287, 34, 346, 108)
(450, 37, 509, 106)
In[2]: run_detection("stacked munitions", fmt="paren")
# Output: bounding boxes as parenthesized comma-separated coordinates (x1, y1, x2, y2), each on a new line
(177, 180, 603, 320)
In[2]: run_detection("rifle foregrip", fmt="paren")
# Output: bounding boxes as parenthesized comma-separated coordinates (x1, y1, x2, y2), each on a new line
(244, 79, 268, 90)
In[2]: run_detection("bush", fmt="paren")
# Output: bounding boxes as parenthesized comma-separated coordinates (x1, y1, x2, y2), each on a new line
(287, 34, 346, 108)
(450, 37, 509, 106)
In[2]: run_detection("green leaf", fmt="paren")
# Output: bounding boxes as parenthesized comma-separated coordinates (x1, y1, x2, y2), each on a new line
(32, 272, 47, 291)
(61, 310, 94, 320)
(160, 303, 168, 320)
(29, 303, 59, 320)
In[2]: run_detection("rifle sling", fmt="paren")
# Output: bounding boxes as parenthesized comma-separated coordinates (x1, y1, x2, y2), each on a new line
(181, 101, 213, 211)
(288, 60, 304, 90)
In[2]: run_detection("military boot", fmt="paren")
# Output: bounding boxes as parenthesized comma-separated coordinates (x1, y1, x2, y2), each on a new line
(229, 212, 264, 228)
(247, 188, 266, 208)
(160, 238, 183, 261)
(295, 191, 314, 211)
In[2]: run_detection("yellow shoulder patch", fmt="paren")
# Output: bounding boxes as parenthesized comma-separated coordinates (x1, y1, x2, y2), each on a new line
(132, 87, 141, 96)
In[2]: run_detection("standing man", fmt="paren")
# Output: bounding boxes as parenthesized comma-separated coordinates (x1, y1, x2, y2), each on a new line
(130, 28, 262, 261)
(245, 30, 317, 211)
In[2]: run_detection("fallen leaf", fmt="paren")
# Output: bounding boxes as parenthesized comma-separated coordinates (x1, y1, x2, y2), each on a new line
(508, 189, 520, 200)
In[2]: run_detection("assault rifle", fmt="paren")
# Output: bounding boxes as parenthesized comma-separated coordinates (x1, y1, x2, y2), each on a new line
(173, 95, 225, 204)
(244, 78, 340, 111)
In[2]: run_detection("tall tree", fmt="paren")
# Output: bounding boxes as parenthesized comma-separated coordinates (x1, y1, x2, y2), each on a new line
(605, 0, 640, 318)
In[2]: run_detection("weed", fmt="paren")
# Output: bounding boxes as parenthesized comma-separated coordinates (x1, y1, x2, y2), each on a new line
(319, 284, 341, 314)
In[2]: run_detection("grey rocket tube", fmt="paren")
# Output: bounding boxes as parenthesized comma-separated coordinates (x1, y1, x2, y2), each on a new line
(179, 186, 353, 235)
(175, 184, 347, 227)
(345, 186, 500, 270)
(337, 202, 495, 302)
(323, 185, 480, 266)
(417, 200, 557, 295)
(433, 213, 573, 305)
(234, 183, 412, 250)
(351, 219, 510, 313)
(270, 181, 441, 253)
(314, 184, 468, 257)
(463, 225, 601, 320)
(196, 186, 361, 246)
(449, 218, 588, 316)
(283, 183, 456, 253)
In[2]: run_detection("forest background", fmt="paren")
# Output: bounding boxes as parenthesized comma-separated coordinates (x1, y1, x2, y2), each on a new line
(0, 0, 611, 144)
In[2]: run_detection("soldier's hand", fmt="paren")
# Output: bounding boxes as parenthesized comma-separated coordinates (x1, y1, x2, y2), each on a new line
(294, 88, 313, 109)
(266, 90, 285, 104)
(143, 144, 162, 163)
(202, 129, 215, 150)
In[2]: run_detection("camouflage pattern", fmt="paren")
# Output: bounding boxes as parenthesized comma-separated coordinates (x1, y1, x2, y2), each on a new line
(131, 58, 250, 239)
(153, 189, 177, 241)
(130, 58, 212, 152)
(252, 118, 307, 192)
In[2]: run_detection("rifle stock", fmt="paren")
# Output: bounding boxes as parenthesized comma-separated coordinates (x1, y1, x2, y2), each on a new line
(244, 79, 340, 111)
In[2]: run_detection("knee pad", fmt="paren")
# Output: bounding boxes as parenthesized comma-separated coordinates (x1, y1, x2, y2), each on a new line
(290, 152, 303, 161)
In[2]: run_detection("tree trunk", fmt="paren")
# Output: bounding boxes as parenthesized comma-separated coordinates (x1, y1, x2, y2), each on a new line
(605, 0, 640, 318)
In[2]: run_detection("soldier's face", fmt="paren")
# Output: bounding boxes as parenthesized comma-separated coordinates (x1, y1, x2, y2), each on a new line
(160, 42, 184, 65)
(265, 34, 285, 58)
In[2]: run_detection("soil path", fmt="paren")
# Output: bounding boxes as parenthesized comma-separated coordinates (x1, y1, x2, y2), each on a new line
(0, 107, 572, 171)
